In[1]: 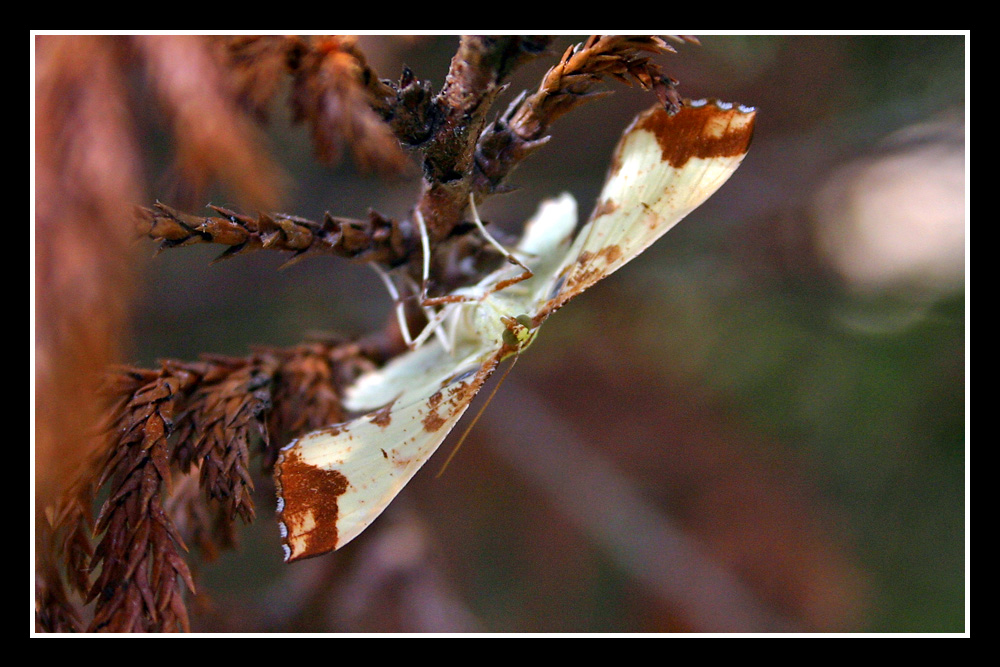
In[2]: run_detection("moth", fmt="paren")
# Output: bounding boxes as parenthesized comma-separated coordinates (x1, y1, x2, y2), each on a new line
(276, 99, 757, 561)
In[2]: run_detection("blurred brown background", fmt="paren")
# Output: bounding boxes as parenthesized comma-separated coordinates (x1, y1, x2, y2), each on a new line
(34, 34, 966, 633)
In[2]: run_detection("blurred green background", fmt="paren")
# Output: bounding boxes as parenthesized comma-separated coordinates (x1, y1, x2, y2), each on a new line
(126, 34, 966, 633)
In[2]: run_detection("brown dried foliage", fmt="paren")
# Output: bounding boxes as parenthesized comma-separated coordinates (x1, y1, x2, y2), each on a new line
(39, 342, 373, 632)
(135, 36, 286, 211)
(139, 35, 694, 287)
(34, 35, 285, 512)
(88, 367, 198, 632)
(288, 35, 410, 172)
(170, 358, 275, 524)
(35, 36, 142, 521)
(37, 34, 694, 632)
(138, 202, 410, 267)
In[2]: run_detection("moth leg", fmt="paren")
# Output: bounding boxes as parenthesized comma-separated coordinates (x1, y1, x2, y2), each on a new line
(412, 208, 476, 309)
(402, 273, 455, 353)
(412, 209, 474, 310)
(409, 301, 461, 349)
(425, 305, 453, 353)
(369, 263, 452, 352)
(366, 209, 454, 350)
(413, 208, 436, 305)
(370, 263, 418, 348)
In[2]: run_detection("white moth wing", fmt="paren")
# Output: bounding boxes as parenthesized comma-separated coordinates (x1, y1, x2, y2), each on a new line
(276, 100, 755, 561)
(276, 342, 505, 561)
(515, 192, 578, 260)
(344, 336, 487, 412)
(536, 100, 756, 319)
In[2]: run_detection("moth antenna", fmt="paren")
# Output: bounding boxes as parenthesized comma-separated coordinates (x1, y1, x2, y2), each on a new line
(435, 351, 520, 478)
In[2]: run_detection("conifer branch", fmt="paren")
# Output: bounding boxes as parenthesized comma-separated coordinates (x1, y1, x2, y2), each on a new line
(38, 34, 696, 632)
(414, 36, 554, 240)
(86, 365, 198, 632)
(142, 35, 693, 295)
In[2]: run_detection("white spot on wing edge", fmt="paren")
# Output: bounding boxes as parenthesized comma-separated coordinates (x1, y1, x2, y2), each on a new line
(686, 98, 756, 114)
(276, 435, 298, 561)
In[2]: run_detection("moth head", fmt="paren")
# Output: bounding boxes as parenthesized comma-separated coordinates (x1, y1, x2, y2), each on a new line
(500, 313, 535, 348)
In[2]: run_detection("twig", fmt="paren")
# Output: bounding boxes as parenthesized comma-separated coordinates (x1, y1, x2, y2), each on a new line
(138, 202, 411, 267)
(415, 36, 553, 241)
